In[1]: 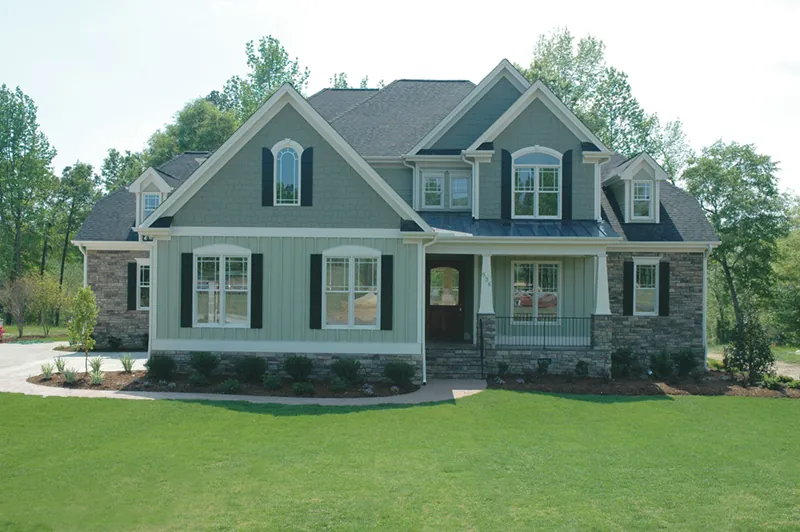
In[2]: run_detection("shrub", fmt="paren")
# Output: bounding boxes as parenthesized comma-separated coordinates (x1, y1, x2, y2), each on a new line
(707, 358, 725, 371)
(67, 286, 99, 374)
(188, 373, 210, 387)
(574, 360, 589, 378)
(330, 377, 349, 393)
(724, 315, 775, 385)
(89, 356, 103, 373)
(361, 383, 375, 396)
(217, 378, 242, 394)
(107, 335, 123, 351)
(383, 361, 416, 389)
(787, 379, 800, 390)
(263, 374, 282, 390)
(189, 352, 219, 378)
(496, 361, 509, 378)
(330, 359, 362, 384)
(536, 358, 551, 377)
(649, 351, 673, 380)
(760, 375, 784, 390)
(673, 350, 699, 377)
(292, 381, 315, 396)
(564, 371, 574, 383)
(145, 355, 176, 380)
(54, 356, 66, 374)
(235, 356, 267, 384)
(776, 375, 794, 384)
(283, 356, 314, 381)
(89, 370, 104, 386)
(120, 354, 135, 373)
(611, 348, 642, 379)
(62, 368, 78, 385)
(41, 362, 55, 380)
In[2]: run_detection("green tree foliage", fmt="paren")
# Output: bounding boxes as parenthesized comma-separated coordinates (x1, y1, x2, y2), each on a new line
(67, 286, 98, 374)
(30, 274, 64, 337)
(330, 73, 349, 89)
(724, 312, 774, 384)
(55, 162, 98, 289)
(683, 141, 791, 333)
(101, 148, 146, 193)
(0, 274, 36, 337)
(769, 204, 800, 344)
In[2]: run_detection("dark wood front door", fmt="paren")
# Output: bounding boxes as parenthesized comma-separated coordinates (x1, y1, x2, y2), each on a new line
(426, 261, 465, 342)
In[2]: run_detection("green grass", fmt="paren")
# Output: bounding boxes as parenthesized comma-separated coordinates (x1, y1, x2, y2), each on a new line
(0, 392, 798, 531)
(1, 324, 70, 343)
(709, 343, 800, 365)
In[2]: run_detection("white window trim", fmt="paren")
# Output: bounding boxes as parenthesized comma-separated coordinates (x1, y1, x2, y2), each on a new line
(631, 180, 654, 221)
(271, 138, 304, 207)
(421, 172, 445, 210)
(135, 258, 151, 311)
(192, 249, 252, 329)
(511, 147, 562, 220)
(322, 246, 381, 330)
(449, 171, 471, 209)
(142, 193, 161, 221)
(633, 257, 659, 316)
(510, 260, 562, 325)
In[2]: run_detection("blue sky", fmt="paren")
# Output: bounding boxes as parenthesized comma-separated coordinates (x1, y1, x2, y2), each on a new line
(1, 0, 798, 192)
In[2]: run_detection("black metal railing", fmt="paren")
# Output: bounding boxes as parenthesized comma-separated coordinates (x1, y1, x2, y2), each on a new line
(493, 316, 592, 348)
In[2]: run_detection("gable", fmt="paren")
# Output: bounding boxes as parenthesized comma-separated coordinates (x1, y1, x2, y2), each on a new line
(172, 105, 402, 229)
(432, 77, 523, 150)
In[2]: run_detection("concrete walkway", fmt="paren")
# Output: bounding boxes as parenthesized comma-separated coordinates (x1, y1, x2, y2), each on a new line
(0, 341, 486, 406)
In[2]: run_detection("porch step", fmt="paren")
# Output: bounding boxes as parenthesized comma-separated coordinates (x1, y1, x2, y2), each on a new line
(426, 344, 484, 379)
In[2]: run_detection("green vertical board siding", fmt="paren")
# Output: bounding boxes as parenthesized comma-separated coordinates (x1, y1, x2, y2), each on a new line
(156, 237, 418, 343)
(479, 99, 595, 220)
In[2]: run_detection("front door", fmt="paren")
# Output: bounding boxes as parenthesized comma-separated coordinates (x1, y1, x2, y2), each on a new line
(426, 261, 465, 342)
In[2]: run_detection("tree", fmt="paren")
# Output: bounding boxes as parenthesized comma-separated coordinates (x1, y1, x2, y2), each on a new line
(30, 274, 63, 337)
(683, 141, 791, 334)
(55, 162, 98, 292)
(68, 286, 98, 374)
(330, 73, 349, 88)
(654, 119, 695, 184)
(0, 274, 36, 337)
(100, 148, 146, 193)
(359, 76, 369, 89)
(769, 204, 800, 344)
(724, 312, 774, 384)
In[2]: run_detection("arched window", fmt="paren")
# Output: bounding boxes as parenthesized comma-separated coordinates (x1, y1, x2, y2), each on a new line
(272, 140, 303, 206)
(512, 147, 562, 219)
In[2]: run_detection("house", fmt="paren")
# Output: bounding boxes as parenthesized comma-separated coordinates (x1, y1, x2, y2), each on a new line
(73, 60, 719, 382)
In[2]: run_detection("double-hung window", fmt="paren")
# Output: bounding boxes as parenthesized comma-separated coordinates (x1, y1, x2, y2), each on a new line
(142, 193, 161, 220)
(634, 259, 658, 315)
(324, 254, 380, 329)
(450, 173, 470, 208)
(632, 181, 653, 219)
(137, 264, 150, 310)
(512, 150, 561, 218)
(512, 262, 560, 322)
(422, 173, 444, 208)
(195, 254, 250, 327)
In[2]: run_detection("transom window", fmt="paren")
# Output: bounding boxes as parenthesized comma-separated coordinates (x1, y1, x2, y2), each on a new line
(423, 174, 444, 208)
(143, 193, 161, 220)
(324, 255, 380, 329)
(512, 262, 560, 322)
(195, 254, 250, 327)
(634, 260, 658, 315)
(137, 264, 150, 310)
(632, 181, 653, 219)
(512, 149, 561, 219)
(450, 175, 470, 208)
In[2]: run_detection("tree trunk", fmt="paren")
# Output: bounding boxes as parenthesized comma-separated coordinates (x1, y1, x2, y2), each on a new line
(719, 254, 744, 334)
(13, 214, 22, 280)
(39, 220, 49, 276)
(55, 203, 75, 326)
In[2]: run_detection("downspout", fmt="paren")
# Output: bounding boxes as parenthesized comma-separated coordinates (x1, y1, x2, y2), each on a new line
(703, 243, 712, 370)
(402, 158, 419, 210)
(419, 234, 438, 385)
(461, 151, 477, 218)
(78, 245, 88, 288)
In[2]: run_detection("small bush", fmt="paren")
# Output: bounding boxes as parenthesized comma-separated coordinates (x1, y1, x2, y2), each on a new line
(188, 373, 210, 387)
(41, 362, 55, 380)
(383, 361, 416, 389)
(62, 368, 78, 385)
(120, 354, 135, 373)
(107, 335, 123, 351)
(283, 355, 314, 381)
(217, 378, 242, 394)
(330, 359, 362, 384)
(673, 350, 699, 377)
(707, 358, 725, 371)
(724, 314, 775, 385)
(235, 356, 267, 384)
(611, 348, 642, 379)
(54, 356, 66, 374)
(787, 380, 800, 390)
(330, 377, 349, 393)
(145, 355, 176, 380)
(760, 375, 784, 390)
(292, 381, 315, 396)
(536, 358, 551, 377)
(263, 374, 282, 390)
(361, 383, 375, 396)
(89, 356, 103, 373)
(574, 360, 589, 378)
(649, 351, 673, 380)
(497, 361, 509, 378)
(776, 375, 794, 384)
(89, 370, 104, 386)
(189, 352, 219, 378)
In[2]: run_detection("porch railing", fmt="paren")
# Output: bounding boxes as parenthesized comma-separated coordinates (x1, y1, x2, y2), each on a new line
(494, 316, 592, 348)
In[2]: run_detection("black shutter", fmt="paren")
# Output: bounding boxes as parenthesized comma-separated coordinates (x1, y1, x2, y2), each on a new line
(623, 260, 634, 316)
(251, 254, 264, 329)
(381, 255, 394, 331)
(309, 254, 322, 329)
(659, 262, 670, 317)
(301, 147, 313, 207)
(127, 262, 137, 311)
(262, 148, 274, 207)
(562, 149, 573, 220)
(180, 253, 193, 328)
(501, 149, 512, 219)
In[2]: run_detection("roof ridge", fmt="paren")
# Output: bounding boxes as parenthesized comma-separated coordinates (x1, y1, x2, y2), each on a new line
(396, 79, 474, 83)
(329, 79, 402, 124)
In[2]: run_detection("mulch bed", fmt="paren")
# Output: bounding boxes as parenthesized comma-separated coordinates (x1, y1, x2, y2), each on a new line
(27, 371, 418, 398)
(488, 370, 800, 398)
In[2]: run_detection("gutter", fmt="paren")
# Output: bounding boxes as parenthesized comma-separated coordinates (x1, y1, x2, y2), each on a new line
(703, 243, 712, 370)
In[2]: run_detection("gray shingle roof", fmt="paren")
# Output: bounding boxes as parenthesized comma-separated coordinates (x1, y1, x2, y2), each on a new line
(420, 213, 619, 238)
(307, 89, 379, 121)
(74, 152, 207, 242)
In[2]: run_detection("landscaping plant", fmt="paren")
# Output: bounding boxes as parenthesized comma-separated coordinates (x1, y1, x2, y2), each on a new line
(574, 360, 589, 378)
(330, 359, 362, 384)
(497, 361, 509, 378)
(217, 379, 242, 394)
(611, 348, 642, 379)
(89, 370, 104, 386)
(120, 354, 135, 373)
(283, 355, 313, 381)
(189, 352, 219, 378)
(649, 351, 673, 380)
(536, 358, 551, 377)
(235, 356, 267, 384)
(383, 361, 415, 390)
(67, 287, 99, 375)
(89, 356, 103, 373)
(40, 362, 55, 380)
(291, 382, 315, 396)
(62, 369, 78, 385)
(330, 377, 349, 393)
(54, 356, 66, 374)
(262, 374, 282, 390)
(145, 355, 176, 381)
(188, 373, 210, 387)
(106, 335, 123, 351)
(724, 314, 775, 384)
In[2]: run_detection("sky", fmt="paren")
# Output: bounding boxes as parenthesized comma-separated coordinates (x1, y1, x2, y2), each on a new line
(1, 0, 798, 192)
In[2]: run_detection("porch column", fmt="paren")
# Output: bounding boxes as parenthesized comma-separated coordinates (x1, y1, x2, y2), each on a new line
(595, 251, 611, 315)
(478, 254, 494, 315)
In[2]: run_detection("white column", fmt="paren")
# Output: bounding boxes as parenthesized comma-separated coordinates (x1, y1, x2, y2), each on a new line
(478, 254, 494, 314)
(595, 251, 611, 315)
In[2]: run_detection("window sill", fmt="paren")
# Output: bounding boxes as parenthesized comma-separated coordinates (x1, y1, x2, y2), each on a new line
(511, 216, 561, 220)
(322, 325, 380, 331)
(632, 312, 658, 317)
(193, 324, 250, 329)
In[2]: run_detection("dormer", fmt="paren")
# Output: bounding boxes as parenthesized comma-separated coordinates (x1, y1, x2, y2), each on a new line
(128, 167, 173, 229)
(603, 153, 668, 224)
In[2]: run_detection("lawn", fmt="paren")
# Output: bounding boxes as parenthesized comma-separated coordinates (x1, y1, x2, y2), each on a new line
(1, 392, 798, 531)
(1, 324, 70, 343)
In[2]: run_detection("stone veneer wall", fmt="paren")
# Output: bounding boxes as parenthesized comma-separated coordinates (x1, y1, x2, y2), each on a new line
(607, 252, 705, 368)
(88, 250, 150, 350)
(151, 351, 424, 385)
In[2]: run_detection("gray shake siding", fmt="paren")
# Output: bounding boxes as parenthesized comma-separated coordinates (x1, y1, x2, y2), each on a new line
(375, 165, 413, 204)
(173, 105, 401, 228)
(479, 99, 595, 220)
(87, 250, 150, 350)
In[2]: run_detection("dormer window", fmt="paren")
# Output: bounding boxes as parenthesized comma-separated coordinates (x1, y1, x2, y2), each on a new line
(632, 181, 653, 220)
(143, 193, 161, 220)
(512, 148, 561, 219)
(271, 139, 303, 206)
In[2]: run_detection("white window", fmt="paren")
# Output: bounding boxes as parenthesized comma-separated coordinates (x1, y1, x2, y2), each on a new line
(511, 262, 560, 322)
(634, 259, 659, 315)
(450, 174, 470, 208)
(272, 139, 303, 206)
(422, 174, 444, 208)
(324, 253, 380, 329)
(142, 193, 161, 220)
(195, 254, 250, 327)
(632, 181, 653, 219)
(137, 264, 150, 310)
(512, 149, 561, 219)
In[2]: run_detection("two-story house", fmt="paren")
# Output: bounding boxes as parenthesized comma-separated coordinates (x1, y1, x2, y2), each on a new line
(73, 60, 719, 382)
